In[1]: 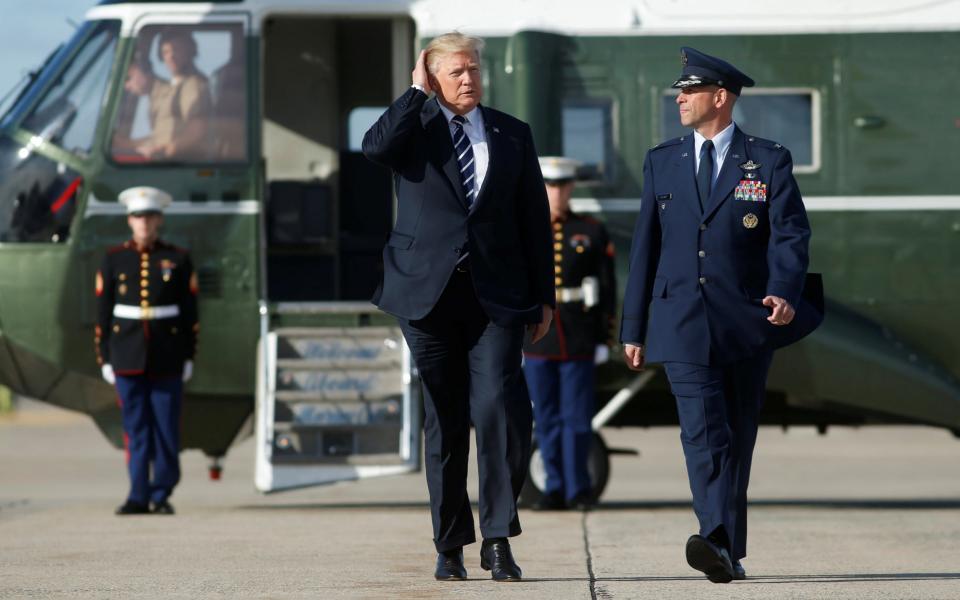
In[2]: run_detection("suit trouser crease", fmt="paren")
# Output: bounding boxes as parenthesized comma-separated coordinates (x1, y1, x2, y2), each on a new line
(116, 375, 183, 505)
(523, 358, 595, 499)
(399, 273, 532, 552)
(664, 352, 771, 560)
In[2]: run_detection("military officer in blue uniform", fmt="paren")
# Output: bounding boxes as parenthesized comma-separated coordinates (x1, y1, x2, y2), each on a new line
(620, 48, 823, 582)
(95, 186, 199, 516)
(523, 156, 616, 511)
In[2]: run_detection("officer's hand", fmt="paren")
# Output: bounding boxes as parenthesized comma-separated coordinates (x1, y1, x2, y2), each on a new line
(101, 363, 116, 385)
(762, 295, 795, 326)
(411, 50, 432, 94)
(182, 360, 194, 383)
(527, 305, 553, 344)
(594, 344, 610, 365)
(623, 344, 645, 371)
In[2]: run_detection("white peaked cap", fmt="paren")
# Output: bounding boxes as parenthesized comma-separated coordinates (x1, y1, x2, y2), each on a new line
(118, 186, 173, 214)
(538, 156, 580, 182)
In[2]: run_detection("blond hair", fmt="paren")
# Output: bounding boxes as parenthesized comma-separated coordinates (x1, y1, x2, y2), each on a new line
(425, 32, 485, 74)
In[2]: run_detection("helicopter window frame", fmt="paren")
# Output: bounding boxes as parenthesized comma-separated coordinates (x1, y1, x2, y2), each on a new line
(14, 20, 122, 159)
(660, 87, 821, 174)
(561, 98, 618, 186)
(106, 15, 250, 168)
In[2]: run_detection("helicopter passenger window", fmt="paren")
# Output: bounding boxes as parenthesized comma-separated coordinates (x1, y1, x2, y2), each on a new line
(110, 23, 247, 164)
(20, 21, 121, 156)
(661, 89, 818, 171)
(562, 100, 614, 183)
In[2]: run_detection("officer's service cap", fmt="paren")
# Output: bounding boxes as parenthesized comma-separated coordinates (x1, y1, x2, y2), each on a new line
(539, 156, 580, 183)
(672, 47, 755, 96)
(119, 186, 173, 215)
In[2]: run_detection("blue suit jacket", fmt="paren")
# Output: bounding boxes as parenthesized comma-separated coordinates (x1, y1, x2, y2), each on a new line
(362, 88, 554, 327)
(620, 126, 822, 365)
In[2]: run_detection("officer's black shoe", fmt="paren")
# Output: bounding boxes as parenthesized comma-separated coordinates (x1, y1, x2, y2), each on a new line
(150, 501, 175, 515)
(115, 500, 150, 515)
(480, 538, 522, 581)
(685, 534, 734, 583)
(434, 548, 467, 581)
(733, 560, 746, 580)
(532, 491, 566, 511)
(568, 492, 595, 512)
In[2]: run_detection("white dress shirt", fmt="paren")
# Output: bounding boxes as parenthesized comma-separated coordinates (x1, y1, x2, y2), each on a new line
(693, 121, 736, 185)
(438, 102, 489, 198)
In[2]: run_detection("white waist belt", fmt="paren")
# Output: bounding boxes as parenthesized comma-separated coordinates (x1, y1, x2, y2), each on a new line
(556, 288, 585, 302)
(113, 304, 180, 320)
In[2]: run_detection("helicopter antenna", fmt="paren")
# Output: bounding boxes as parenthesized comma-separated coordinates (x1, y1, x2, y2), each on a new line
(66, 18, 80, 30)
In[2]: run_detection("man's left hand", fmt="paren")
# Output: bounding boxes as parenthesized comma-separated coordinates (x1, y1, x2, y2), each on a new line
(182, 360, 194, 383)
(527, 305, 553, 344)
(762, 295, 795, 326)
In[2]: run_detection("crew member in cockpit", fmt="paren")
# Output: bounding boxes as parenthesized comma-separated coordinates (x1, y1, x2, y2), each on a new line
(112, 29, 213, 161)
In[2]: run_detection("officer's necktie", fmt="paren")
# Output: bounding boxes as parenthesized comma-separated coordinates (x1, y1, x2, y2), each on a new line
(451, 115, 476, 207)
(696, 139, 714, 212)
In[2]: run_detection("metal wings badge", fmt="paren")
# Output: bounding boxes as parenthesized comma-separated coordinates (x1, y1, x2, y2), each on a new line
(739, 160, 761, 180)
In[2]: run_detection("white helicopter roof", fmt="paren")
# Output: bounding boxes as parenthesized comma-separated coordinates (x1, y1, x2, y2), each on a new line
(87, 0, 960, 36)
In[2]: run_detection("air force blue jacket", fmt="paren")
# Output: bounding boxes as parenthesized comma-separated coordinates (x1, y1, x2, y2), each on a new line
(620, 126, 822, 365)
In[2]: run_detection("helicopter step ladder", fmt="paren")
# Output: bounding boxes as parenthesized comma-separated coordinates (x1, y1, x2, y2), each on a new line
(254, 316, 421, 492)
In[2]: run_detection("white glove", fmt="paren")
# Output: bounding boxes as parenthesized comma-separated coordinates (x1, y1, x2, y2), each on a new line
(101, 363, 116, 385)
(182, 360, 194, 383)
(594, 345, 610, 365)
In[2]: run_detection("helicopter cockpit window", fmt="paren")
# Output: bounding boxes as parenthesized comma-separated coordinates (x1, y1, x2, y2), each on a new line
(19, 20, 120, 156)
(110, 23, 247, 164)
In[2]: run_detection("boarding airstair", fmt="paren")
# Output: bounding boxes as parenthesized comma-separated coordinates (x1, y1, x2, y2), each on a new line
(254, 304, 420, 492)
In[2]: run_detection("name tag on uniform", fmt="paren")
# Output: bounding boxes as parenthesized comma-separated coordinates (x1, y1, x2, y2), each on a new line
(734, 180, 767, 202)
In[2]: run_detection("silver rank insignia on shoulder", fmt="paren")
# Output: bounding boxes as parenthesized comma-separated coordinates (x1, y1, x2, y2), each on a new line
(743, 213, 759, 229)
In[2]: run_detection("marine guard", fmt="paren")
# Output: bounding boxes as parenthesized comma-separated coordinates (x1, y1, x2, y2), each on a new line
(95, 186, 199, 515)
(523, 156, 617, 511)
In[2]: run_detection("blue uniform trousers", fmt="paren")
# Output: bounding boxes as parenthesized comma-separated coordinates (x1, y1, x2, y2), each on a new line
(663, 351, 772, 561)
(523, 357, 595, 500)
(115, 375, 183, 505)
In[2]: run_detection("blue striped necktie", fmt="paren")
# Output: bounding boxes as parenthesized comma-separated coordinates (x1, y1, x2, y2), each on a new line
(451, 115, 476, 206)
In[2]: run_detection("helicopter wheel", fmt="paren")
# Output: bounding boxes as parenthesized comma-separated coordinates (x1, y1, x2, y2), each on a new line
(518, 431, 610, 508)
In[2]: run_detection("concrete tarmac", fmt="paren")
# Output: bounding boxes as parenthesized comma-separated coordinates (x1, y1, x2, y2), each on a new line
(2, 399, 959, 599)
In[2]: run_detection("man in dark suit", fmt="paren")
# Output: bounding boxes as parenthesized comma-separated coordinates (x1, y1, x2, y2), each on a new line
(362, 32, 554, 582)
(620, 47, 823, 583)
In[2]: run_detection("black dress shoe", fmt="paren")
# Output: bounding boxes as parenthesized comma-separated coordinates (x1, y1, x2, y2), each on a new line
(568, 492, 595, 512)
(532, 491, 566, 511)
(685, 534, 734, 583)
(151, 501, 175, 515)
(480, 538, 522, 581)
(733, 560, 746, 580)
(434, 548, 467, 581)
(115, 501, 150, 515)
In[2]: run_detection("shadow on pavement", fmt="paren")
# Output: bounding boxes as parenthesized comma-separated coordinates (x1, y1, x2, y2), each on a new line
(741, 572, 960, 583)
(595, 498, 960, 510)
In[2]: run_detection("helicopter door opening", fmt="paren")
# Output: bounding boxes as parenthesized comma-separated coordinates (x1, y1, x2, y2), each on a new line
(262, 16, 411, 301)
(255, 16, 417, 492)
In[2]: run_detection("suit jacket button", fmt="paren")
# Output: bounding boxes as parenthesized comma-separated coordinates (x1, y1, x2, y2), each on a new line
(699, 276, 707, 285)
(699, 223, 707, 231)
(698, 250, 706, 258)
